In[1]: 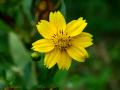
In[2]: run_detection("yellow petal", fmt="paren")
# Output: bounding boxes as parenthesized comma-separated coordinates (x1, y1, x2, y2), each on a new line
(49, 11, 66, 31)
(32, 39, 54, 52)
(71, 32, 93, 48)
(78, 32, 93, 37)
(66, 17, 87, 37)
(36, 20, 56, 39)
(57, 51, 72, 70)
(67, 45, 88, 62)
(44, 49, 60, 69)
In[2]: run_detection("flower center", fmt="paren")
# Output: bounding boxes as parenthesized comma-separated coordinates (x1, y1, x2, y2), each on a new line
(51, 31, 71, 50)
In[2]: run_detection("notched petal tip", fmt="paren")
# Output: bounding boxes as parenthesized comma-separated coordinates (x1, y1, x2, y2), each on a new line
(78, 17, 83, 20)
(78, 17, 87, 26)
(49, 10, 66, 31)
(36, 24, 39, 29)
(57, 66, 70, 70)
(78, 17, 86, 22)
(56, 11, 62, 15)
(66, 16, 88, 37)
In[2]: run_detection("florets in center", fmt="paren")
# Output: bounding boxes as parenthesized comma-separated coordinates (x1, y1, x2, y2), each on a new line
(51, 31, 71, 50)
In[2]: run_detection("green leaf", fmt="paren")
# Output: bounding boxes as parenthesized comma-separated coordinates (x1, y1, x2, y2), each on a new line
(9, 32, 37, 88)
(60, 0, 66, 17)
(9, 32, 30, 68)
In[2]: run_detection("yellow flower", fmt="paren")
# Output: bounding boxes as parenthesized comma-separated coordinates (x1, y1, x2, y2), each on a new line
(32, 11, 93, 70)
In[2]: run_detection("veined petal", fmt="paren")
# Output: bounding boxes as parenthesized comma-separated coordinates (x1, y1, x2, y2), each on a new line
(44, 49, 60, 69)
(49, 11, 66, 31)
(67, 45, 88, 62)
(32, 39, 54, 52)
(66, 17, 87, 37)
(57, 51, 72, 70)
(36, 20, 56, 39)
(71, 32, 93, 48)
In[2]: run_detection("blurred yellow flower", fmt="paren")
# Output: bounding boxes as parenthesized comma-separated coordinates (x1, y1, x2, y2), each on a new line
(32, 11, 93, 70)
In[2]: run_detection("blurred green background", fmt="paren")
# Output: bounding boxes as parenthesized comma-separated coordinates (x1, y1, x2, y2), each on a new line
(0, 0, 120, 90)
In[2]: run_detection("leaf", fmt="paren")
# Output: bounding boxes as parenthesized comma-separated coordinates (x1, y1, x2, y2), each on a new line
(9, 32, 30, 68)
(9, 32, 37, 88)
(60, 0, 66, 17)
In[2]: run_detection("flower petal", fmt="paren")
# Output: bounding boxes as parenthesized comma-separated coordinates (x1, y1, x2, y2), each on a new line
(57, 51, 72, 70)
(32, 39, 54, 52)
(67, 45, 88, 62)
(49, 11, 66, 31)
(71, 32, 93, 48)
(44, 49, 60, 69)
(36, 20, 56, 39)
(66, 17, 87, 37)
